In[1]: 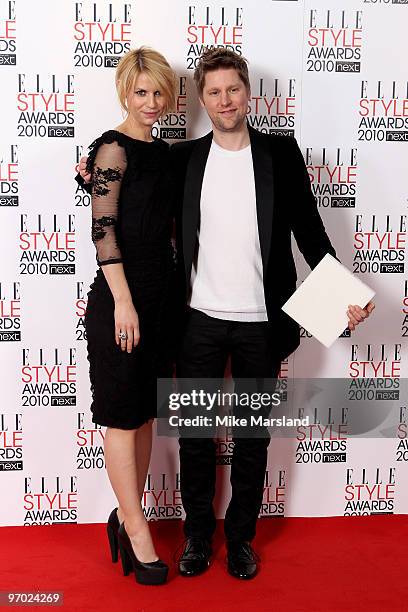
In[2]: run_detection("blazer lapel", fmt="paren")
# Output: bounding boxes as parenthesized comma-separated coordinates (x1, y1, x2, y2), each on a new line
(182, 131, 213, 285)
(248, 125, 275, 275)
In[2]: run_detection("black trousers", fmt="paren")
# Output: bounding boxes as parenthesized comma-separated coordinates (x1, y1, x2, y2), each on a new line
(177, 308, 281, 544)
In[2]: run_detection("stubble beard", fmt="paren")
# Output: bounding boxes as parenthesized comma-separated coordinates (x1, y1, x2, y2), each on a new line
(212, 112, 246, 133)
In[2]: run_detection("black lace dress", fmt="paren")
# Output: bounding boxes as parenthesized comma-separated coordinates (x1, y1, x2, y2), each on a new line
(83, 130, 175, 429)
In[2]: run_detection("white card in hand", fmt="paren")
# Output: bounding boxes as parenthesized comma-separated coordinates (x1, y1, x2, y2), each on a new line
(282, 254, 375, 348)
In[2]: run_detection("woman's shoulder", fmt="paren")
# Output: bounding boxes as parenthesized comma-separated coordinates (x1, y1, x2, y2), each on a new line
(88, 130, 131, 151)
(85, 131, 130, 173)
(95, 130, 168, 145)
(86, 130, 170, 171)
(90, 130, 170, 153)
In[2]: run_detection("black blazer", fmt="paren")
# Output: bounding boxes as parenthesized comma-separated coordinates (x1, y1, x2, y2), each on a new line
(171, 124, 337, 361)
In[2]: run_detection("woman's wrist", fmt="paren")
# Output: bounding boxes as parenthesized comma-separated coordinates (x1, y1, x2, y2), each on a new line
(113, 293, 133, 306)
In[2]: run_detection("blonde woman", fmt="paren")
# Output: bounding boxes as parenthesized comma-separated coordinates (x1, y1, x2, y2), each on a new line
(80, 47, 177, 585)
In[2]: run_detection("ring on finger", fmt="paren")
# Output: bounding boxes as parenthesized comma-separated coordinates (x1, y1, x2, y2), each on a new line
(118, 330, 128, 341)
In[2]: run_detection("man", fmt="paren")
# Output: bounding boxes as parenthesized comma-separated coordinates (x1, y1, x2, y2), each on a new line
(78, 48, 374, 580)
(170, 48, 373, 581)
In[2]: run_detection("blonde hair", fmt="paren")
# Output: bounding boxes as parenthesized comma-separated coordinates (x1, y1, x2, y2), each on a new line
(116, 47, 177, 115)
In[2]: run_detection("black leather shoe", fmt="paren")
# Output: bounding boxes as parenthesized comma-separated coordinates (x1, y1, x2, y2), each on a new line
(107, 507, 120, 563)
(227, 541, 259, 580)
(177, 537, 212, 577)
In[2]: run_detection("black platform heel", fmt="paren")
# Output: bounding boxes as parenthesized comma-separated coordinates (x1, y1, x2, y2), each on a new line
(107, 508, 120, 563)
(117, 522, 168, 585)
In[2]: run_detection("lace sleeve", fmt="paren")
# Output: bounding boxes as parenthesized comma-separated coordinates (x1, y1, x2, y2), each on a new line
(88, 141, 127, 266)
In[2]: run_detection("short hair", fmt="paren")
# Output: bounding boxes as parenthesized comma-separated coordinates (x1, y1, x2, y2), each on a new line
(116, 47, 177, 115)
(193, 48, 250, 96)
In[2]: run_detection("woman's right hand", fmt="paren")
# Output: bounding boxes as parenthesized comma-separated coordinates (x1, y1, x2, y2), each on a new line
(79, 156, 92, 183)
(114, 299, 140, 353)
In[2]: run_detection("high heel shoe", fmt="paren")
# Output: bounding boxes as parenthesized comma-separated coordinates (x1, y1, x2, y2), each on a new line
(107, 508, 120, 563)
(117, 522, 168, 585)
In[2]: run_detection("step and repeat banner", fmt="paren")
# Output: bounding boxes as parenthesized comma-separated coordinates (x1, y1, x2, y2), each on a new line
(1, 0, 407, 526)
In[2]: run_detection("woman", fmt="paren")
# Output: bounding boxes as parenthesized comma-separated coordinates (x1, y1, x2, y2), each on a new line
(80, 47, 177, 586)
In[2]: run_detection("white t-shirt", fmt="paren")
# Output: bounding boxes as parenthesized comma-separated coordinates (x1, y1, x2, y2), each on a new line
(189, 139, 268, 322)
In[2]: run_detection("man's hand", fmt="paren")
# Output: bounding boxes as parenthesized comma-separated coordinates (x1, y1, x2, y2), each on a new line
(347, 301, 375, 331)
(79, 156, 91, 183)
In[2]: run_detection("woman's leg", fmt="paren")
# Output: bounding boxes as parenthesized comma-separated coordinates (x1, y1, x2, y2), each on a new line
(134, 419, 153, 501)
(104, 425, 157, 562)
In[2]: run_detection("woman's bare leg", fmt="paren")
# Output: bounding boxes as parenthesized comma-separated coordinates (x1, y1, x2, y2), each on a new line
(134, 419, 153, 501)
(104, 425, 157, 562)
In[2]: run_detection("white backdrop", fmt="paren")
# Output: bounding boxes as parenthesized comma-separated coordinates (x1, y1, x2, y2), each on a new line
(0, 0, 407, 526)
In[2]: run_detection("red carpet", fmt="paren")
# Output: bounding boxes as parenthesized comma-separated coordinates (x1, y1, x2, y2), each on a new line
(1, 516, 407, 611)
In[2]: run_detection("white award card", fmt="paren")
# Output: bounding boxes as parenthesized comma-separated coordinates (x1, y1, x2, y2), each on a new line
(282, 254, 375, 348)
